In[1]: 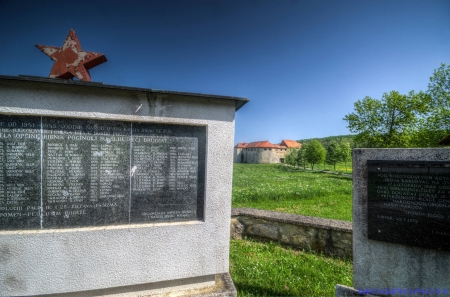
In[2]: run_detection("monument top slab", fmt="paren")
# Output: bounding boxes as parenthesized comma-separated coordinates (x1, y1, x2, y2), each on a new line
(0, 75, 250, 111)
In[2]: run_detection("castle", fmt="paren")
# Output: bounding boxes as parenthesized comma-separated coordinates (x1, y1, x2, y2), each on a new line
(234, 140, 301, 164)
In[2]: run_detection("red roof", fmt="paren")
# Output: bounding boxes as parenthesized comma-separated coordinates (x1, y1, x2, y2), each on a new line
(235, 142, 249, 148)
(236, 139, 302, 149)
(246, 141, 283, 149)
(280, 140, 302, 148)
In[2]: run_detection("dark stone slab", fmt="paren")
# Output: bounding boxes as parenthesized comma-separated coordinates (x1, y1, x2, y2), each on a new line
(42, 117, 131, 228)
(368, 160, 450, 251)
(130, 123, 206, 223)
(0, 115, 41, 229)
(0, 115, 206, 230)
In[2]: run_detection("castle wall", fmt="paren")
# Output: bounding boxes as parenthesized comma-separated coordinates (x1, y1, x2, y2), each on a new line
(240, 148, 288, 164)
(234, 148, 244, 163)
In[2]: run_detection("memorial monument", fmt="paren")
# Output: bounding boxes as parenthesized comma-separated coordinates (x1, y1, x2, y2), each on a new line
(0, 29, 248, 296)
(336, 149, 450, 296)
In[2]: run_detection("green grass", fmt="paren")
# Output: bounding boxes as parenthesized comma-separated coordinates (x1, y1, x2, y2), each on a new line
(232, 164, 352, 221)
(230, 238, 353, 297)
(290, 161, 352, 175)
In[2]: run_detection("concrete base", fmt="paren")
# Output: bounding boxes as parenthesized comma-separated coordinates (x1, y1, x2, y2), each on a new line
(335, 284, 380, 297)
(35, 274, 236, 297)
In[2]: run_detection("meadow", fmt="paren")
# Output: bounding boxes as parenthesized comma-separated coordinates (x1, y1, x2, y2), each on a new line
(230, 238, 353, 297)
(230, 163, 354, 296)
(232, 163, 353, 221)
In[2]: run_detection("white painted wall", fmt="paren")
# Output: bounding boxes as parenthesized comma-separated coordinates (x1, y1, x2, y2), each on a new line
(0, 77, 239, 296)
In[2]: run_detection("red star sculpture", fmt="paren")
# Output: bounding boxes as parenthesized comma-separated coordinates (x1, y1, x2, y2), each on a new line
(36, 29, 107, 81)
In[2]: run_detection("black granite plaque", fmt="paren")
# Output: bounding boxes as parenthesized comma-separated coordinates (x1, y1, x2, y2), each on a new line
(0, 115, 206, 230)
(0, 115, 41, 229)
(368, 160, 450, 251)
(42, 118, 131, 228)
(130, 123, 205, 223)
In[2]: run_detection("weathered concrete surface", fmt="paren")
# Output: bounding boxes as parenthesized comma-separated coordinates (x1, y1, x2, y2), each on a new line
(0, 76, 247, 296)
(352, 149, 450, 295)
(231, 208, 352, 258)
(335, 284, 379, 297)
(37, 273, 236, 297)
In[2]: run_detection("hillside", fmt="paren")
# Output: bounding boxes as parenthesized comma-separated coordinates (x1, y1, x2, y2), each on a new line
(297, 135, 356, 148)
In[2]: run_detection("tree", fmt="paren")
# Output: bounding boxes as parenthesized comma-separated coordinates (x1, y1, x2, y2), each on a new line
(343, 90, 429, 148)
(428, 63, 450, 110)
(414, 63, 450, 146)
(304, 140, 326, 170)
(325, 141, 340, 171)
(285, 147, 307, 169)
(296, 146, 307, 169)
(284, 149, 296, 166)
(339, 141, 352, 171)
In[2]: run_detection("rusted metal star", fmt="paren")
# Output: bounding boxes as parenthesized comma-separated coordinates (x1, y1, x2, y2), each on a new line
(36, 29, 107, 81)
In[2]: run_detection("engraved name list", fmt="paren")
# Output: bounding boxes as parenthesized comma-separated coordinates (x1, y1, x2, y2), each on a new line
(368, 160, 450, 251)
(0, 115, 206, 230)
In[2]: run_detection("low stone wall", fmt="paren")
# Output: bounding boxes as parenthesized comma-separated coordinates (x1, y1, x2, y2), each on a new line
(231, 208, 352, 258)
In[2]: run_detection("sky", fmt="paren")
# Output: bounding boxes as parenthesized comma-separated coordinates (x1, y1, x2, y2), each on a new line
(0, 0, 449, 145)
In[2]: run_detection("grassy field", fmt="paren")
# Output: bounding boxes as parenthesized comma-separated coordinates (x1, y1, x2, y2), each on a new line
(232, 164, 353, 221)
(230, 238, 353, 297)
(291, 162, 352, 174)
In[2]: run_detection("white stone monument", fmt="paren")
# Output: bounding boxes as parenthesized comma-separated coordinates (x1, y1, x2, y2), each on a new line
(0, 75, 248, 296)
(337, 148, 450, 296)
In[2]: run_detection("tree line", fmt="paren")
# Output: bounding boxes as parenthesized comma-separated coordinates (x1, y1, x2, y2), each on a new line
(297, 135, 355, 148)
(343, 63, 450, 148)
(284, 139, 351, 171)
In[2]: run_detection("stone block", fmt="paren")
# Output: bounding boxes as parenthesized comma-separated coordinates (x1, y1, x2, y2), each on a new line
(247, 223, 280, 240)
(232, 208, 353, 257)
(352, 149, 450, 293)
(230, 218, 244, 240)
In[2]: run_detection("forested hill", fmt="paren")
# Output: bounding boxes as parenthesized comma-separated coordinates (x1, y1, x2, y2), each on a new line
(297, 135, 355, 148)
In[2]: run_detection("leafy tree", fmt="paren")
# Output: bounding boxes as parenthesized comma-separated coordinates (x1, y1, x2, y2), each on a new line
(296, 146, 307, 170)
(285, 147, 307, 169)
(304, 140, 326, 170)
(413, 63, 450, 146)
(339, 141, 352, 169)
(284, 149, 296, 166)
(298, 135, 355, 149)
(325, 141, 340, 171)
(343, 90, 429, 148)
(428, 63, 450, 109)
(339, 141, 352, 171)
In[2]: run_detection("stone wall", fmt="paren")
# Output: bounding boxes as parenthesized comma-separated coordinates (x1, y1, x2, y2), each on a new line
(231, 208, 352, 258)
(234, 148, 244, 163)
(235, 148, 289, 164)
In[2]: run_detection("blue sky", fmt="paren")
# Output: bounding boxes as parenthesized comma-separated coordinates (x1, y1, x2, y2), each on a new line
(0, 0, 449, 144)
